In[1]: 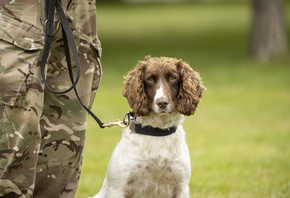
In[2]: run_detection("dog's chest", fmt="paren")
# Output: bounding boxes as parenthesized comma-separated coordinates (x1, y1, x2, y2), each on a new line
(121, 128, 190, 197)
(128, 155, 182, 182)
(124, 156, 185, 197)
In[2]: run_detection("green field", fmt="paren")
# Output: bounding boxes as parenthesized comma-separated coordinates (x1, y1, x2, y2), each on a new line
(76, 1, 290, 197)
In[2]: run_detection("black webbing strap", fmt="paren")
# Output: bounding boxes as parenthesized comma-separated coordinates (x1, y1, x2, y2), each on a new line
(134, 123, 177, 136)
(42, 0, 105, 128)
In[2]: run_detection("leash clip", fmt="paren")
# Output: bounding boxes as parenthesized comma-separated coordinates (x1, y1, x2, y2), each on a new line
(102, 111, 134, 129)
(102, 120, 128, 128)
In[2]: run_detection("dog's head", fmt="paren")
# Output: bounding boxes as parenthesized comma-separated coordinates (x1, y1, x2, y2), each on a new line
(122, 56, 206, 117)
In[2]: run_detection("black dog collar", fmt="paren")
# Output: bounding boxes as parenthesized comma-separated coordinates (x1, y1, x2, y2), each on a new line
(134, 123, 177, 137)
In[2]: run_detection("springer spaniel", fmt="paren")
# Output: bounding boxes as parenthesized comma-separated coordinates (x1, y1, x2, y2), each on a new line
(92, 56, 205, 198)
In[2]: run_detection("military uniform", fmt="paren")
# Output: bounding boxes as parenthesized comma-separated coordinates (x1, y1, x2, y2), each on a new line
(0, 0, 102, 197)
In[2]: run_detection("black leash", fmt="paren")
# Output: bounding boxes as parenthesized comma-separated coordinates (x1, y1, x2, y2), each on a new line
(42, 0, 106, 128)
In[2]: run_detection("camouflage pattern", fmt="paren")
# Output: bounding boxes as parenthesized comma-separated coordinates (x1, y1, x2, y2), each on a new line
(0, 0, 102, 197)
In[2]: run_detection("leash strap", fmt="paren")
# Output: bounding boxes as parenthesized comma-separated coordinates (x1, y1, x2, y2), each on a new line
(42, 0, 105, 128)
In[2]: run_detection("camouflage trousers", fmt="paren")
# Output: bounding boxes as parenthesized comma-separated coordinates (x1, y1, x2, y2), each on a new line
(0, 0, 102, 197)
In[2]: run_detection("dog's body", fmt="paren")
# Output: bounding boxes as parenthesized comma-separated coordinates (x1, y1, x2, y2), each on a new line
(95, 112, 190, 198)
(93, 56, 205, 198)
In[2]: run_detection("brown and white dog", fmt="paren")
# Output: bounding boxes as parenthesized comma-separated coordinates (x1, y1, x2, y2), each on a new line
(93, 56, 205, 198)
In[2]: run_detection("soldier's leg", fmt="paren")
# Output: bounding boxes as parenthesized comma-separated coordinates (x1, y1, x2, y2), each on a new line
(0, 40, 44, 198)
(33, 27, 102, 197)
(1, 0, 102, 197)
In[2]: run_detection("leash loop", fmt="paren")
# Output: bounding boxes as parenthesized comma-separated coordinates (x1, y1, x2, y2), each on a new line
(43, 0, 106, 128)
(43, 0, 133, 130)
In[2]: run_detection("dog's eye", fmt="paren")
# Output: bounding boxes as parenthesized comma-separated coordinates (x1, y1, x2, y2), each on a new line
(146, 76, 154, 83)
(169, 75, 177, 82)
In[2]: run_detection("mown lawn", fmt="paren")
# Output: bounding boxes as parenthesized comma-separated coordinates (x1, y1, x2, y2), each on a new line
(76, 1, 290, 197)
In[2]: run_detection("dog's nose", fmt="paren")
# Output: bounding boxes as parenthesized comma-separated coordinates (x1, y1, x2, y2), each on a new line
(157, 98, 169, 109)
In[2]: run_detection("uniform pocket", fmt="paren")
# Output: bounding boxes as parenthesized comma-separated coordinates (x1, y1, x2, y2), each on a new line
(0, 12, 44, 51)
(0, 12, 44, 106)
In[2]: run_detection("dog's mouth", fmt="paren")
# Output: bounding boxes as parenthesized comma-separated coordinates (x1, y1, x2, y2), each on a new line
(157, 110, 169, 115)
(152, 104, 175, 114)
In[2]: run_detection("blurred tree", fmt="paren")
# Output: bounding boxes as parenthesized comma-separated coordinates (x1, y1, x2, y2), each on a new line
(250, 0, 288, 61)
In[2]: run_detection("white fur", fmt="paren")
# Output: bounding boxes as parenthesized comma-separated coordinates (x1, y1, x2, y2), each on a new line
(152, 83, 173, 114)
(153, 85, 165, 113)
(154, 86, 165, 101)
(92, 111, 191, 198)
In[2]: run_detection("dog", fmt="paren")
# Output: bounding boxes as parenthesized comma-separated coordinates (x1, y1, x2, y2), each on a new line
(92, 56, 205, 198)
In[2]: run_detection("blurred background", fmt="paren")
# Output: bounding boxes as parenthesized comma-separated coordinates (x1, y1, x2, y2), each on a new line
(76, 0, 290, 197)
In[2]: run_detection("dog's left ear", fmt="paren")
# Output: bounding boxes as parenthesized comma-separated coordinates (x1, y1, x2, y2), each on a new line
(176, 60, 206, 116)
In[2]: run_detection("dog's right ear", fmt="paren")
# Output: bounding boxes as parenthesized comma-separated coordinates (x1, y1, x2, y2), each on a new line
(122, 61, 151, 117)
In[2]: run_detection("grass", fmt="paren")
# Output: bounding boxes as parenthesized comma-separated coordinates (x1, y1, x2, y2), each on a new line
(76, 1, 290, 197)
